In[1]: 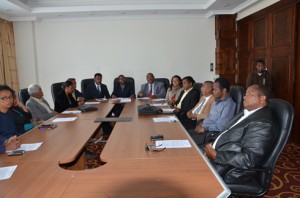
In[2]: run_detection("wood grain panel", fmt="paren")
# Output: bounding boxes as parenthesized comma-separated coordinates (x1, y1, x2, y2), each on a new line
(253, 17, 267, 48)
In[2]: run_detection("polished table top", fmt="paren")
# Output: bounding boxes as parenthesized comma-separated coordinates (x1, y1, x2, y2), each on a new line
(0, 99, 230, 198)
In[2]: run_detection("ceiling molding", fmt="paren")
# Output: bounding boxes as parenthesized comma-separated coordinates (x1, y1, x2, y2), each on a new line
(0, 0, 260, 22)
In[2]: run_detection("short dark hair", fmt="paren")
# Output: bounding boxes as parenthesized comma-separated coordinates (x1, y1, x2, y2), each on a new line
(182, 76, 195, 85)
(203, 81, 213, 90)
(94, 73, 102, 78)
(65, 80, 73, 88)
(67, 78, 75, 82)
(253, 84, 271, 104)
(256, 60, 265, 65)
(214, 78, 230, 92)
(0, 85, 14, 96)
(118, 74, 125, 78)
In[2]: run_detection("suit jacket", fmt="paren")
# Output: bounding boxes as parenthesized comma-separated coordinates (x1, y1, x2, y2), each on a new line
(84, 83, 110, 100)
(111, 83, 135, 98)
(191, 95, 215, 121)
(175, 88, 200, 120)
(212, 107, 277, 184)
(54, 90, 78, 113)
(73, 89, 84, 100)
(26, 97, 56, 121)
(138, 81, 166, 98)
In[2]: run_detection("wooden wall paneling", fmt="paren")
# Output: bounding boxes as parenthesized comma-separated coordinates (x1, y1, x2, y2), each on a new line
(237, 21, 251, 88)
(269, 4, 295, 103)
(215, 14, 237, 85)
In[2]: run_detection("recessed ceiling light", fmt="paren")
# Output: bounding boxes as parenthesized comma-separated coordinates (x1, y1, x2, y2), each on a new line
(224, 4, 230, 7)
(5, 9, 12, 12)
(57, 14, 62, 17)
(152, 10, 157, 14)
(119, 11, 126, 15)
(89, 12, 94, 16)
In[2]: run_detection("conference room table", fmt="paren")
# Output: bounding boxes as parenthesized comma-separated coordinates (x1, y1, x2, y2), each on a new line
(0, 99, 230, 197)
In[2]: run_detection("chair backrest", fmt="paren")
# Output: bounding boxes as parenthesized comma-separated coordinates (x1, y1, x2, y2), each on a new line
(265, 98, 294, 168)
(51, 82, 64, 103)
(80, 78, 94, 97)
(229, 86, 244, 115)
(229, 98, 294, 197)
(154, 78, 170, 92)
(18, 88, 30, 105)
(113, 77, 135, 95)
(193, 82, 202, 98)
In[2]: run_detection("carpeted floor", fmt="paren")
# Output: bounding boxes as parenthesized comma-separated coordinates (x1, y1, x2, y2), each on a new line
(85, 142, 300, 197)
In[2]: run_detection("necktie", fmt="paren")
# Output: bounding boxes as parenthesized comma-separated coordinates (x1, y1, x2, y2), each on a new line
(194, 98, 206, 114)
(148, 84, 152, 97)
(97, 85, 101, 95)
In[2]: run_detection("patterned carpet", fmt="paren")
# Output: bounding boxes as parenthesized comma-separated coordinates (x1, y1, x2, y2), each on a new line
(85, 142, 300, 197)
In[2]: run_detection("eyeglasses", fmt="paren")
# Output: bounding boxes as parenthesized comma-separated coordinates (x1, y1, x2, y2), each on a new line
(145, 143, 166, 152)
(0, 95, 14, 101)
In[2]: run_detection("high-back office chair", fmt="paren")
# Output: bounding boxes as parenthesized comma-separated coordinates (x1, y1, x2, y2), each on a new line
(51, 82, 64, 103)
(193, 82, 202, 98)
(80, 78, 94, 97)
(229, 86, 244, 115)
(18, 88, 30, 105)
(227, 98, 294, 197)
(154, 78, 170, 93)
(113, 77, 135, 96)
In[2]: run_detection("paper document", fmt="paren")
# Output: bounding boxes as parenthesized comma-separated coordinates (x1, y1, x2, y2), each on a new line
(162, 108, 175, 114)
(85, 102, 100, 105)
(61, 110, 81, 114)
(95, 98, 107, 101)
(111, 98, 131, 103)
(153, 116, 178, 123)
(138, 97, 150, 100)
(20, 142, 43, 151)
(155, 140, 191, 148)
(150, 103, 168, 107)
(151, 98, 166, 102)
(6, 142, 43, 152)
(52, 117, 77, 122)
(0, 165, 17, 180)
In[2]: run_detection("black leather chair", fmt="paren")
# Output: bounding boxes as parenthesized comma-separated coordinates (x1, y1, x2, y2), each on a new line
(51, 82, 64, 103)
(154, 78, 170, 93)
(229, 86, 244, 115)
(113, 77, 135, 96)
(18, 88, 30, 105)
(193, 82, 202, 98)
(80, 78, 94, 98)
(227, 98, 294, 197)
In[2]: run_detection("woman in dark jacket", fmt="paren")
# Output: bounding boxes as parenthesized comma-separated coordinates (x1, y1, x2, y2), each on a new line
(54, 80, 84, 113)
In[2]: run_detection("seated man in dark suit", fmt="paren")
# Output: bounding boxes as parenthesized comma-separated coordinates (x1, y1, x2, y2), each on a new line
(173, 76, 199, 129)
(84, 73, 110, 100)
(188, 78, 236, 145)
(138, 73, 166, 98)
(111, 75, 135, 116)
(111, 75, 135, 99)
(204, 84, 277, 185)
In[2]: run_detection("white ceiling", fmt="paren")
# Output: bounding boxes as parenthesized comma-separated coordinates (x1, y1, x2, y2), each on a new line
(0, 0, 259, 22)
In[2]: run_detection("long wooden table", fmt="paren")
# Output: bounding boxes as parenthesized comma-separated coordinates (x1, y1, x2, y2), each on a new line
(0, 99, 230, 197)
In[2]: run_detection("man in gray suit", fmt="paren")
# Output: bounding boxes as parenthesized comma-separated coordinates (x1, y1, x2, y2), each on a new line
(138, 73, 166, 98)
(26, 84, 57, 121)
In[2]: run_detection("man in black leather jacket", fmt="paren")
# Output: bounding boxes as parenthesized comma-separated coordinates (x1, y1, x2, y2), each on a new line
(204, 84, 277, 184)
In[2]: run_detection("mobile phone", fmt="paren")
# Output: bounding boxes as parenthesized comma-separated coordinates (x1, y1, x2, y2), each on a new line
(7, 150, 25, 156)
(150, 134, 164, 141)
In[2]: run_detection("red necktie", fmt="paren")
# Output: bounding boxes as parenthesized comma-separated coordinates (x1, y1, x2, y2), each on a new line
(148, 85, 152, 97)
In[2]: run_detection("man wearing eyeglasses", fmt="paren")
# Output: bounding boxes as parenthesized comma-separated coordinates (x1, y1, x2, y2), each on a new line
(0, 85, 21, 153)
